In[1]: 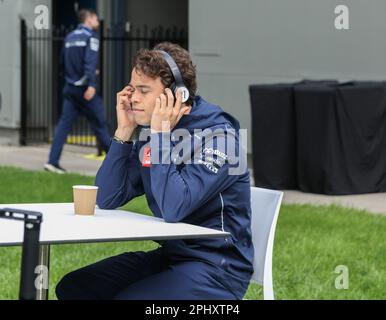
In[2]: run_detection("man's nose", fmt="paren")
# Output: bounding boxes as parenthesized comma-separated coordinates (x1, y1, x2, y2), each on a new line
(131, 91, 141, 104)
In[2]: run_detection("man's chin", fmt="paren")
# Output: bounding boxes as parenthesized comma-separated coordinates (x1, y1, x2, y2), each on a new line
(134, 117, 150, 127)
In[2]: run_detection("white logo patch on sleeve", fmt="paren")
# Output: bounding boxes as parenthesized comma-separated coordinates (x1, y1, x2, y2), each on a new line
(198, 148, 228, 174)
(90, 38, 99, 52)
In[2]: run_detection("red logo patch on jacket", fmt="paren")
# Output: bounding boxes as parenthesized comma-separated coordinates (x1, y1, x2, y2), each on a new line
(142, 147, 152, 167)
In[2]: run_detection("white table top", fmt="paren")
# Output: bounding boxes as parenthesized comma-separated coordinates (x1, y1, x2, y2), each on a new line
(0, 203, 228, 246)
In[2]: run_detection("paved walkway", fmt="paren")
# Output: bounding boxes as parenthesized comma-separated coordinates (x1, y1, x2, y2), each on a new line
(1, 144, 385, 215)
(0, 144, 102, 176)
(283, 190, 386, 216)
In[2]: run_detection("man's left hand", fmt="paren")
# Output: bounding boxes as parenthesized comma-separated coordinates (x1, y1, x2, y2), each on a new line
(151, 88, 191, 133)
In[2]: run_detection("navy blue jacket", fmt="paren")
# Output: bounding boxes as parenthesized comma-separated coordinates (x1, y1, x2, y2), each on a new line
(95, 96, 254, 296)
(63, 24, 99, 88)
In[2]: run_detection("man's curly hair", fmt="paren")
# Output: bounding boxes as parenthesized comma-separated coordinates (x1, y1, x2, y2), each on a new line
(133, 42, 197, 106)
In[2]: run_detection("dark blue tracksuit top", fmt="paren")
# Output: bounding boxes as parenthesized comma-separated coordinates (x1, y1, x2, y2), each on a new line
(63, 24, 99, 88)
(95, 96, 254, 297)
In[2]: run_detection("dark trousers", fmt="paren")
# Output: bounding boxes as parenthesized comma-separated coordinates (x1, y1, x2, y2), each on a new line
(48, 85, 111, 166)
(55, 248, 241, 300)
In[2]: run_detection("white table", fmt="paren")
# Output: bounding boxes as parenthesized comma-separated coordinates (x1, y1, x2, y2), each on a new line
(0, 203, 229, 300)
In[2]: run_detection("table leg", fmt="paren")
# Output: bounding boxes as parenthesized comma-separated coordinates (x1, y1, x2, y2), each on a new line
(36, 244, 50, 300)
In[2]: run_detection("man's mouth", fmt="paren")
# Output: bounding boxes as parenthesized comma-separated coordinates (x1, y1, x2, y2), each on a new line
(132, 108, 144, 112)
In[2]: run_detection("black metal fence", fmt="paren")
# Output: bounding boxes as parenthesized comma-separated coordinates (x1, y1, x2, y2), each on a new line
(20, 19, 188, 148)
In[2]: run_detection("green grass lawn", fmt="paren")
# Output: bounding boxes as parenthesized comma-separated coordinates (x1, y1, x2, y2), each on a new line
(0, 166, 385, 300)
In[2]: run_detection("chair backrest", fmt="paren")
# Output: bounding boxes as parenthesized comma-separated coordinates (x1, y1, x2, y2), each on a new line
(250, 187, 283, 300)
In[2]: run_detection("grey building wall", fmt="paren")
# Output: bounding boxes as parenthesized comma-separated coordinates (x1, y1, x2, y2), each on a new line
(189, 0, 386, 153)
(0, 0, 23, 144)
(0, 0, 51, 145)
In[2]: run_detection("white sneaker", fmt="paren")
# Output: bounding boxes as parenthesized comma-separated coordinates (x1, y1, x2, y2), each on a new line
(44, 163, 67, 174)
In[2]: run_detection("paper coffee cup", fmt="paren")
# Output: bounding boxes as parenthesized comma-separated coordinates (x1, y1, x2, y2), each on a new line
(73, 185, 98, 216)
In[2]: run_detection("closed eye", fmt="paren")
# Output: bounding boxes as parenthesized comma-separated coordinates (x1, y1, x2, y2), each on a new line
(128, 83, 152, 94)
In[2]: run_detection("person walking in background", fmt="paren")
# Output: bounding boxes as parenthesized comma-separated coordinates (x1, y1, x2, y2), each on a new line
(44, 8, 110, 174)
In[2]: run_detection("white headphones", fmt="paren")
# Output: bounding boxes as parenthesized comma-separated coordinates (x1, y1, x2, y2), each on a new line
(157, 50, 190, 103)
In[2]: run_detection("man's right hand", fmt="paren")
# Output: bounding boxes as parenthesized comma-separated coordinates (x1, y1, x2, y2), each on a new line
(115, 86, 137, 141)
(84, 86, 96, 101)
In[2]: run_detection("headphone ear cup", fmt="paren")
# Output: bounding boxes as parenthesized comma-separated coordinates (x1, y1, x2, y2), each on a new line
(178, 86, 190, 103)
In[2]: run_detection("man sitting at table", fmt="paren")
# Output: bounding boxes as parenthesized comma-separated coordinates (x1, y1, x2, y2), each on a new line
(55, 42, 254, 300)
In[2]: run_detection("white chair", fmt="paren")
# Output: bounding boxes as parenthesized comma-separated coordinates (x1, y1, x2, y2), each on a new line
(250, 187, 283, 300)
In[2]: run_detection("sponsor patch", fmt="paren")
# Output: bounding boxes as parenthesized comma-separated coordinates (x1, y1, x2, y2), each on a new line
(199, 148, 227, 173)
(90, 37, 99, 52)
(142, 147, 152, 167)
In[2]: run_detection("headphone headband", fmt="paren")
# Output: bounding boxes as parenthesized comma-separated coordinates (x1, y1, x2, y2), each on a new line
(157, 50, 189, 103)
